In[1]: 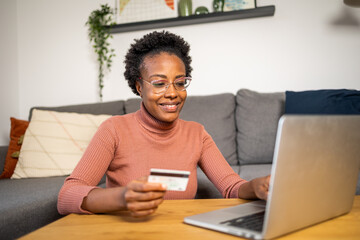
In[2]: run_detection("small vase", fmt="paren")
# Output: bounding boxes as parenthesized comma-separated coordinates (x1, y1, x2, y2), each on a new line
(213, 0, 225, 12)
(179, 0, 192, 17)
(194, 6, 209, 15)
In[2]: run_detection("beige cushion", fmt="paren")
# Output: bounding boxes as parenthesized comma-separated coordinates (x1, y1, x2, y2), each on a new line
(11, 109, 111, 179)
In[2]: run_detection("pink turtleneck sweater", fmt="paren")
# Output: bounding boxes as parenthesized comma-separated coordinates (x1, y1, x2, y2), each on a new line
(57, 103, 246, 215)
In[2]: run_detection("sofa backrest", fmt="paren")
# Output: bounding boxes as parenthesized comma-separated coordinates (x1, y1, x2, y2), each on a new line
(0, 146, 8, 174)
(29, 100, 126, 120)
(26, 90, 285, 167)
(124, 93, 238, 166)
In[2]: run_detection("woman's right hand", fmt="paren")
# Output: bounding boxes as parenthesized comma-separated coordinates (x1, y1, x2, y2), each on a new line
(81, 176, 167, 217)
(123, 176, 167, 217)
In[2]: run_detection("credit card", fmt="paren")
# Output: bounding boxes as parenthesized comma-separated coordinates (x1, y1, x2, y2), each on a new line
(148, 168, 190, 191)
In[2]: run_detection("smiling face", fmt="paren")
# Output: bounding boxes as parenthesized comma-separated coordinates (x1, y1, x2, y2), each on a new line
(135, 52, 187, 123)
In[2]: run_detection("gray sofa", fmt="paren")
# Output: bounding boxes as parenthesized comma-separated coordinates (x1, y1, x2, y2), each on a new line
(0, 89, 359, 239)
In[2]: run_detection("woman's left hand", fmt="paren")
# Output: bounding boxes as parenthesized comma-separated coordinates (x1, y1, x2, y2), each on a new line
(250, 175, 270, 200)
(238, 175, 271, 200)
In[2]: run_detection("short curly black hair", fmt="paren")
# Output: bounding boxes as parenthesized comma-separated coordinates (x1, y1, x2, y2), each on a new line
(124, 31, 192, 95)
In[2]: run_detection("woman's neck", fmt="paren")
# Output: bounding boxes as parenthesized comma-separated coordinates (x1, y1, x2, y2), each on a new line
(136, 102, 179, 133)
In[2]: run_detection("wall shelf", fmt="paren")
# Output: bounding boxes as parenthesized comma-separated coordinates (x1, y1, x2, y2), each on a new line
(109, 5, 275, 34)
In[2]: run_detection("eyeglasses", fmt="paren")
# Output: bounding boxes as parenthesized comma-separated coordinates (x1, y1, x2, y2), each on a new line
(141, 77, 192, 94)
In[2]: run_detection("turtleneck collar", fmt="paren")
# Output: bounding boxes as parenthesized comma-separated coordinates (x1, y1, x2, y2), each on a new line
(135, 102, 179, 134)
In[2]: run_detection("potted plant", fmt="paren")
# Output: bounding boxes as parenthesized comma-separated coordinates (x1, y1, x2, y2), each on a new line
(86, 4, 116, 102)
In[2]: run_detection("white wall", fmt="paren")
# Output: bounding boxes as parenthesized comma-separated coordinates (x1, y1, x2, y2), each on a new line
(1, 0, 360, 145)
(0, 0, 19, 145)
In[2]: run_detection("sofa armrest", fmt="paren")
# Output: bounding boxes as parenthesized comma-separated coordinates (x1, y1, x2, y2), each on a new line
(0, 145, 8, 174)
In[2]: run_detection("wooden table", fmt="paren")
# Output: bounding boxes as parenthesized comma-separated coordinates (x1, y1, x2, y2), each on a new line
(21, 196, 360, 240)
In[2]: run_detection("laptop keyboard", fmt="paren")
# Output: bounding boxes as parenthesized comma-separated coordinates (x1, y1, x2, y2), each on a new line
(220, 211, 265, 232)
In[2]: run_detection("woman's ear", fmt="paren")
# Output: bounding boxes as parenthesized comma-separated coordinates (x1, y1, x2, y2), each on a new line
(135, 81, 143, 97)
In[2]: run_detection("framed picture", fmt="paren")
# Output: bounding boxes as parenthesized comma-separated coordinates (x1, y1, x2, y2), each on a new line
(115, 0, 178, 24)
(223, 0, 256, 11)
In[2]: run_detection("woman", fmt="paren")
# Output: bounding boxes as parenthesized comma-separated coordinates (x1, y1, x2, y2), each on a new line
(58, 31, 270, 217)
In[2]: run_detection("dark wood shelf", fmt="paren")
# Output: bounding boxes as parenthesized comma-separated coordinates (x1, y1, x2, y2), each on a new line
(109, 5, 275, 34)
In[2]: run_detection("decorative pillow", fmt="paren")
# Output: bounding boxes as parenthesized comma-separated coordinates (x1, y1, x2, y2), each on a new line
(285, 89, 360, 114)
(236, 89, 285, 165)
(11, 110, 111, 179)
(0, 118, 29, 179)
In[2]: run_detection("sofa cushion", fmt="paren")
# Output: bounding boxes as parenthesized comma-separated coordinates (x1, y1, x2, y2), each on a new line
(236, 89, 285, 165)
(29, 100, 125, 120)
(0, 175, 106, 239)
(124, 94, 238, 165)
(124, 97, 142, 114)
(285, 89, 360, 114)
(181, 94, 238, 165)
(195, 166, 240, 199)
(0, 118, 29, 179)
(239, 164, 273, 181)
(0, 176, 66, 239)
(12, 110, 111, 179)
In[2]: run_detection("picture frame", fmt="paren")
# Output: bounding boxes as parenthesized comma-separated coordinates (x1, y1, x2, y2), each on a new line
(223, 0, 257, 11)
(115, 0, 178, 24)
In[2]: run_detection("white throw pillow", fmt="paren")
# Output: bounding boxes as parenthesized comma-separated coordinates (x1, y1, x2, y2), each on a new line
(11, 109, 111, 179)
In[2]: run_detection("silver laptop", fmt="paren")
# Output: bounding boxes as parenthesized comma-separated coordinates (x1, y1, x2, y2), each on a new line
(184, 115, 360, 240)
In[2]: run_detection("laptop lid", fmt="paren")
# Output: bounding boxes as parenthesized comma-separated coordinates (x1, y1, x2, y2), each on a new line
(262, 115, 360, 239)
(184, 115, 360, 239)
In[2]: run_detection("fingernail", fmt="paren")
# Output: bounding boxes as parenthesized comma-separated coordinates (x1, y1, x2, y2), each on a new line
(162, 183, 167, 189)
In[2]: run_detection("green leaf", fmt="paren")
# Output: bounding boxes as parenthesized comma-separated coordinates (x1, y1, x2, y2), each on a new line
(86, 3, 116, 101)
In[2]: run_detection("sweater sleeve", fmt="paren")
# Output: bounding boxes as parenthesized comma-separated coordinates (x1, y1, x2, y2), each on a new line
(198, 129, 247, 198)
(57, 117, 118, 215)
